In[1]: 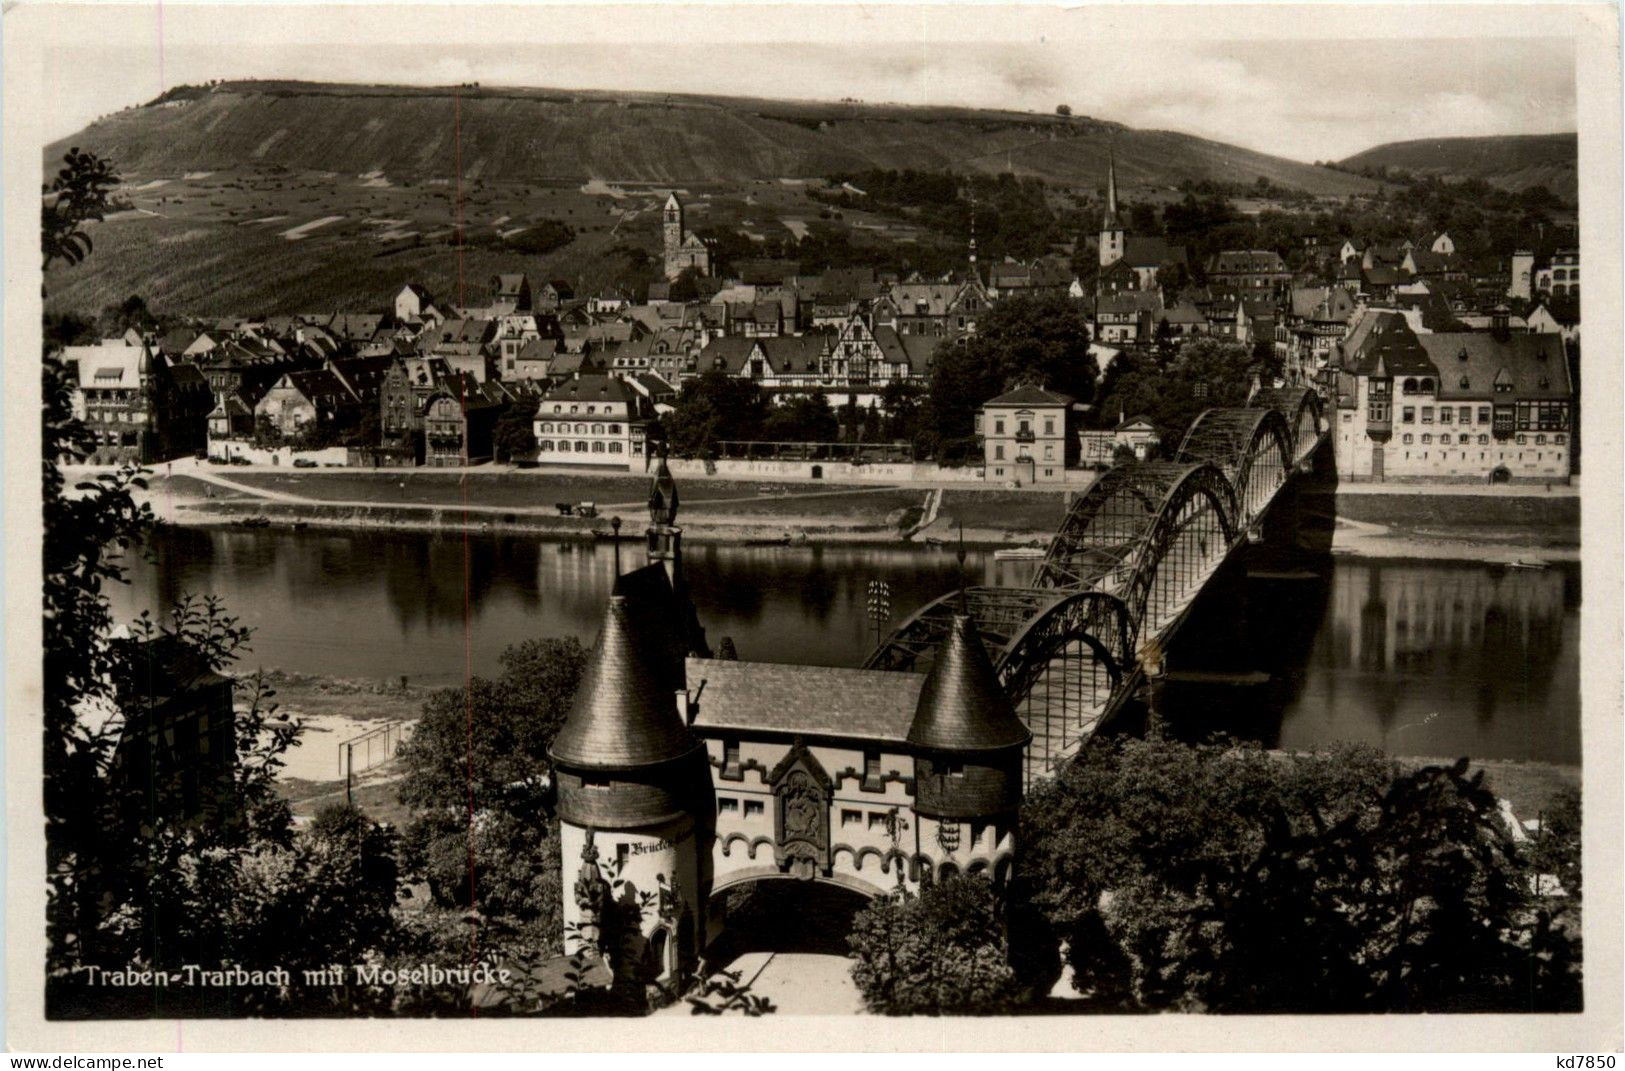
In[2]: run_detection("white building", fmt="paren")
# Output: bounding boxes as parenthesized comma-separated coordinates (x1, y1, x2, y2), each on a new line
(534, 375, 652, 469)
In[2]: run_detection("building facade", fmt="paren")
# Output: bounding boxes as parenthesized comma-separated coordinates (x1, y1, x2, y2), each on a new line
(534, 375, 652, 468)
(1330, 313, 1573, 483)
(553, 459, 1029, 989)
(977, 385, 1074, 484)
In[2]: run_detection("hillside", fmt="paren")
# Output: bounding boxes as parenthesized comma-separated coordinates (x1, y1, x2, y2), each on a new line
(1339, 133, 1577, 203)
(55, 80, 1376, 194)
(42, 80, 1383, 317)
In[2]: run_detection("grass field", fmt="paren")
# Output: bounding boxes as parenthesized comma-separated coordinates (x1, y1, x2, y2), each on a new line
(939, 489, 1070, 534)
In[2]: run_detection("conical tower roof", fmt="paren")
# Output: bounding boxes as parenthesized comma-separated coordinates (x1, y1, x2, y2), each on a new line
(550, 593, 695, 770)
(907, 614, 1030, 753)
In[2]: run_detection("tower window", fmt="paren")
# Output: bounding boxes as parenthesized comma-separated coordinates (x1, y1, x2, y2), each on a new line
(743, 800, 764, 819)
(862, 750, 883, 790)
(718, 797, 739, 814)
(841, 809, 862, 828)
(721, 739, 742, 780)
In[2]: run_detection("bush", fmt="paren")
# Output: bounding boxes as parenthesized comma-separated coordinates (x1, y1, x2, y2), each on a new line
(847, 875, 1036, 1014)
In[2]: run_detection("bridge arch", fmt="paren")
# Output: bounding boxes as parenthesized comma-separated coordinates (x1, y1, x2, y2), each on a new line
(863, 585, 1134, 779)
(1251, 386, 1324, 466)
(1033, 461, 1238, 640)
(1175, 407, 1293, 528)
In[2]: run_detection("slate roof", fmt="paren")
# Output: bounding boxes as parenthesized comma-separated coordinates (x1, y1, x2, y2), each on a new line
(551, 594, 695, 770)
(907, 615, 1030, 753)
(1419, 333, 1571, 400)
(984, 385, 1073, 407)
(541, 374, 641, 407)
(1341, 313, 1437, 378)
(686, 658, 925, 744)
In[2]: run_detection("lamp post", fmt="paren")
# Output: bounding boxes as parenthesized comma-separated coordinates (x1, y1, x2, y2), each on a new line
(1138, 639, 1166, 740)
(610, 515, 622, 575)
(866, 579, 892, 649)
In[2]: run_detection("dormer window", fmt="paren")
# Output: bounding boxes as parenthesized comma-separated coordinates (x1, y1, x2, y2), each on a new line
(1459, 376, 1470, 389)
(1538, 376, 1550, 389)
(1458, 349, 1469, 362)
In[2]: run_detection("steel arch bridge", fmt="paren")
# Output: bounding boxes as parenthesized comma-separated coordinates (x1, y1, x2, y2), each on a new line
(867, 395, 1328, 782)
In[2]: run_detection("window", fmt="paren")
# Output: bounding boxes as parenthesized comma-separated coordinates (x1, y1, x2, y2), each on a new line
(1402, 434, 1413, 445)
(570, 405, 579, 413)
(994, 445, 1005, 460)
(607, 424, 620, 434)
(1439, 408, 1452, 424)
(1478, 406, 1491, 424)
(1516, 434, 1527, 445)
(1478, 435, 1489, 445)
(867, 812, 891, 832)
(1421, 434, 1431, 445)
(538, 440, 553, 452)
(718, 797, 739, 814)
(609, 442, 623, 453)
(1043, 419, 1054, 435)
(592, 424, 605, 434)
(575, 441, 588, 453)
(1459, 376, 1471, 390)
(994, 419, 1005, 435)
(939, 760, 965, 778)
(1459, 406, 1471, 423)
(721, 739, 741, 780)
(591, 442, 605, 453)
(1556, 434, 1567, 445)
(744, 800, 764, 819)
(841, 809, 863, 828)
(863, 750, 883, 790)
(1421, 407, 1434, 424)
(1401, 407, 1415, 423)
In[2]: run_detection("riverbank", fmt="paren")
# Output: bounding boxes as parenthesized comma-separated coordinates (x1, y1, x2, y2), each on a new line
(125, 463, 1580, 559)
(261, 670, 1580, 842)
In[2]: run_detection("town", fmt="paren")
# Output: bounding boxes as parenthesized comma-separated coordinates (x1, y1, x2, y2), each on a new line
(38, 82, 1587, 1028)
(57, 157, 1578, 492)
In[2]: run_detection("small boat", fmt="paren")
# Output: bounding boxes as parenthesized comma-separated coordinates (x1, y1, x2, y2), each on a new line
(233, 516, 271, 529)
(1507, 559, 1548, 571)
(744, 535, 792, 547)
(992, 546, 1046, 562)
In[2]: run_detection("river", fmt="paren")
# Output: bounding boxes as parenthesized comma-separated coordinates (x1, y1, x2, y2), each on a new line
(110, 526, 1581, 766)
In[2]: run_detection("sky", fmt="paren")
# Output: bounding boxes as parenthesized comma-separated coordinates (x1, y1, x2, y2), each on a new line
(33, 3, 1579, 163)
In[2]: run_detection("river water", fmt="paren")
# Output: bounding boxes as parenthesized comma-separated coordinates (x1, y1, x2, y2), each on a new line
(110, 527, 1581, 766)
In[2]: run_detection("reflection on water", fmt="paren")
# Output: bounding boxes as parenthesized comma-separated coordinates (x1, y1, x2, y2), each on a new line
(1279, 560, 1578, 764)
(112, 528, 1579, 765)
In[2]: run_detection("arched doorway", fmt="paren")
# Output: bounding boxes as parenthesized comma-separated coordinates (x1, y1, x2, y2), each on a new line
(707, 878, 875, 960)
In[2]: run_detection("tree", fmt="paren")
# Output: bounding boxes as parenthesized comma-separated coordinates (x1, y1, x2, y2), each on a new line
(1055, 104, 1072, 116)
(395, 637, 585, 944)
(42, 148, 119, 271)
(848, 875, 1029, 1014)
(662, 371, 767, 457)
(667, 266, 704, 303)
(760, 394, 837, 443)
(1020, 738, 1581, 1013)
(928, 295, 1097, 440)
(493, 398, 540, 462)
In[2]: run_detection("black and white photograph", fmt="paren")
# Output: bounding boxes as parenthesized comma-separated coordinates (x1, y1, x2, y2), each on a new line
(4, 0, 1621, 1054)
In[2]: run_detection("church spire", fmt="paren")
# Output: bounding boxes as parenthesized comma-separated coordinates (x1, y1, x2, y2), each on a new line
(1106, 147, 1119, 223)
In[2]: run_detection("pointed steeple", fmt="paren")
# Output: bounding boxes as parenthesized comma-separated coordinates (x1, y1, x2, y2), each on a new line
(1106, 147, 1120, 224)
(550, 594, 694, 770)
(648, 447, 679, 526)
(908, 614, 1030, 753)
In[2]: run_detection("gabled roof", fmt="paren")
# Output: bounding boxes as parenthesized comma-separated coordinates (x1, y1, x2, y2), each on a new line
(541, 374, 641, 407)
(688, 657, 925, 744)
(984, 384, 1072, 407)
(1343, 313, 1437, 378)
(1120, 236, 1187, 269)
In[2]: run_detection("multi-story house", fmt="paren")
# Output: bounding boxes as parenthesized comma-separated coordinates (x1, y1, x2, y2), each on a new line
(422, 374, 507, 467)
(1329, 312, 1572, 483)
(253, 369, 360, 441)
(976, 385, 1074, 484)
(1206, 250, 1293, 293)
(534, 374, 654, 469)
(380, 356, 451, 438)
(64, 342, 211, 464)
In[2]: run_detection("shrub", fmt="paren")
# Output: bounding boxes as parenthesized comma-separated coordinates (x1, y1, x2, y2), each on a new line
(847, 875, 1031, 1014)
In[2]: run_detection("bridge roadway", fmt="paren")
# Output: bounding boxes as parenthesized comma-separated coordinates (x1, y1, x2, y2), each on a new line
(864, 386, 1327, 785)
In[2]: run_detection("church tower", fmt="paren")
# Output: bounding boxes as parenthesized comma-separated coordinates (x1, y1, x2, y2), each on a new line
(907, 614, 1030, 880)
(551, 586, 713, 987)
(662, 193, 684, 280)
(1098, 149, 1126, 268)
